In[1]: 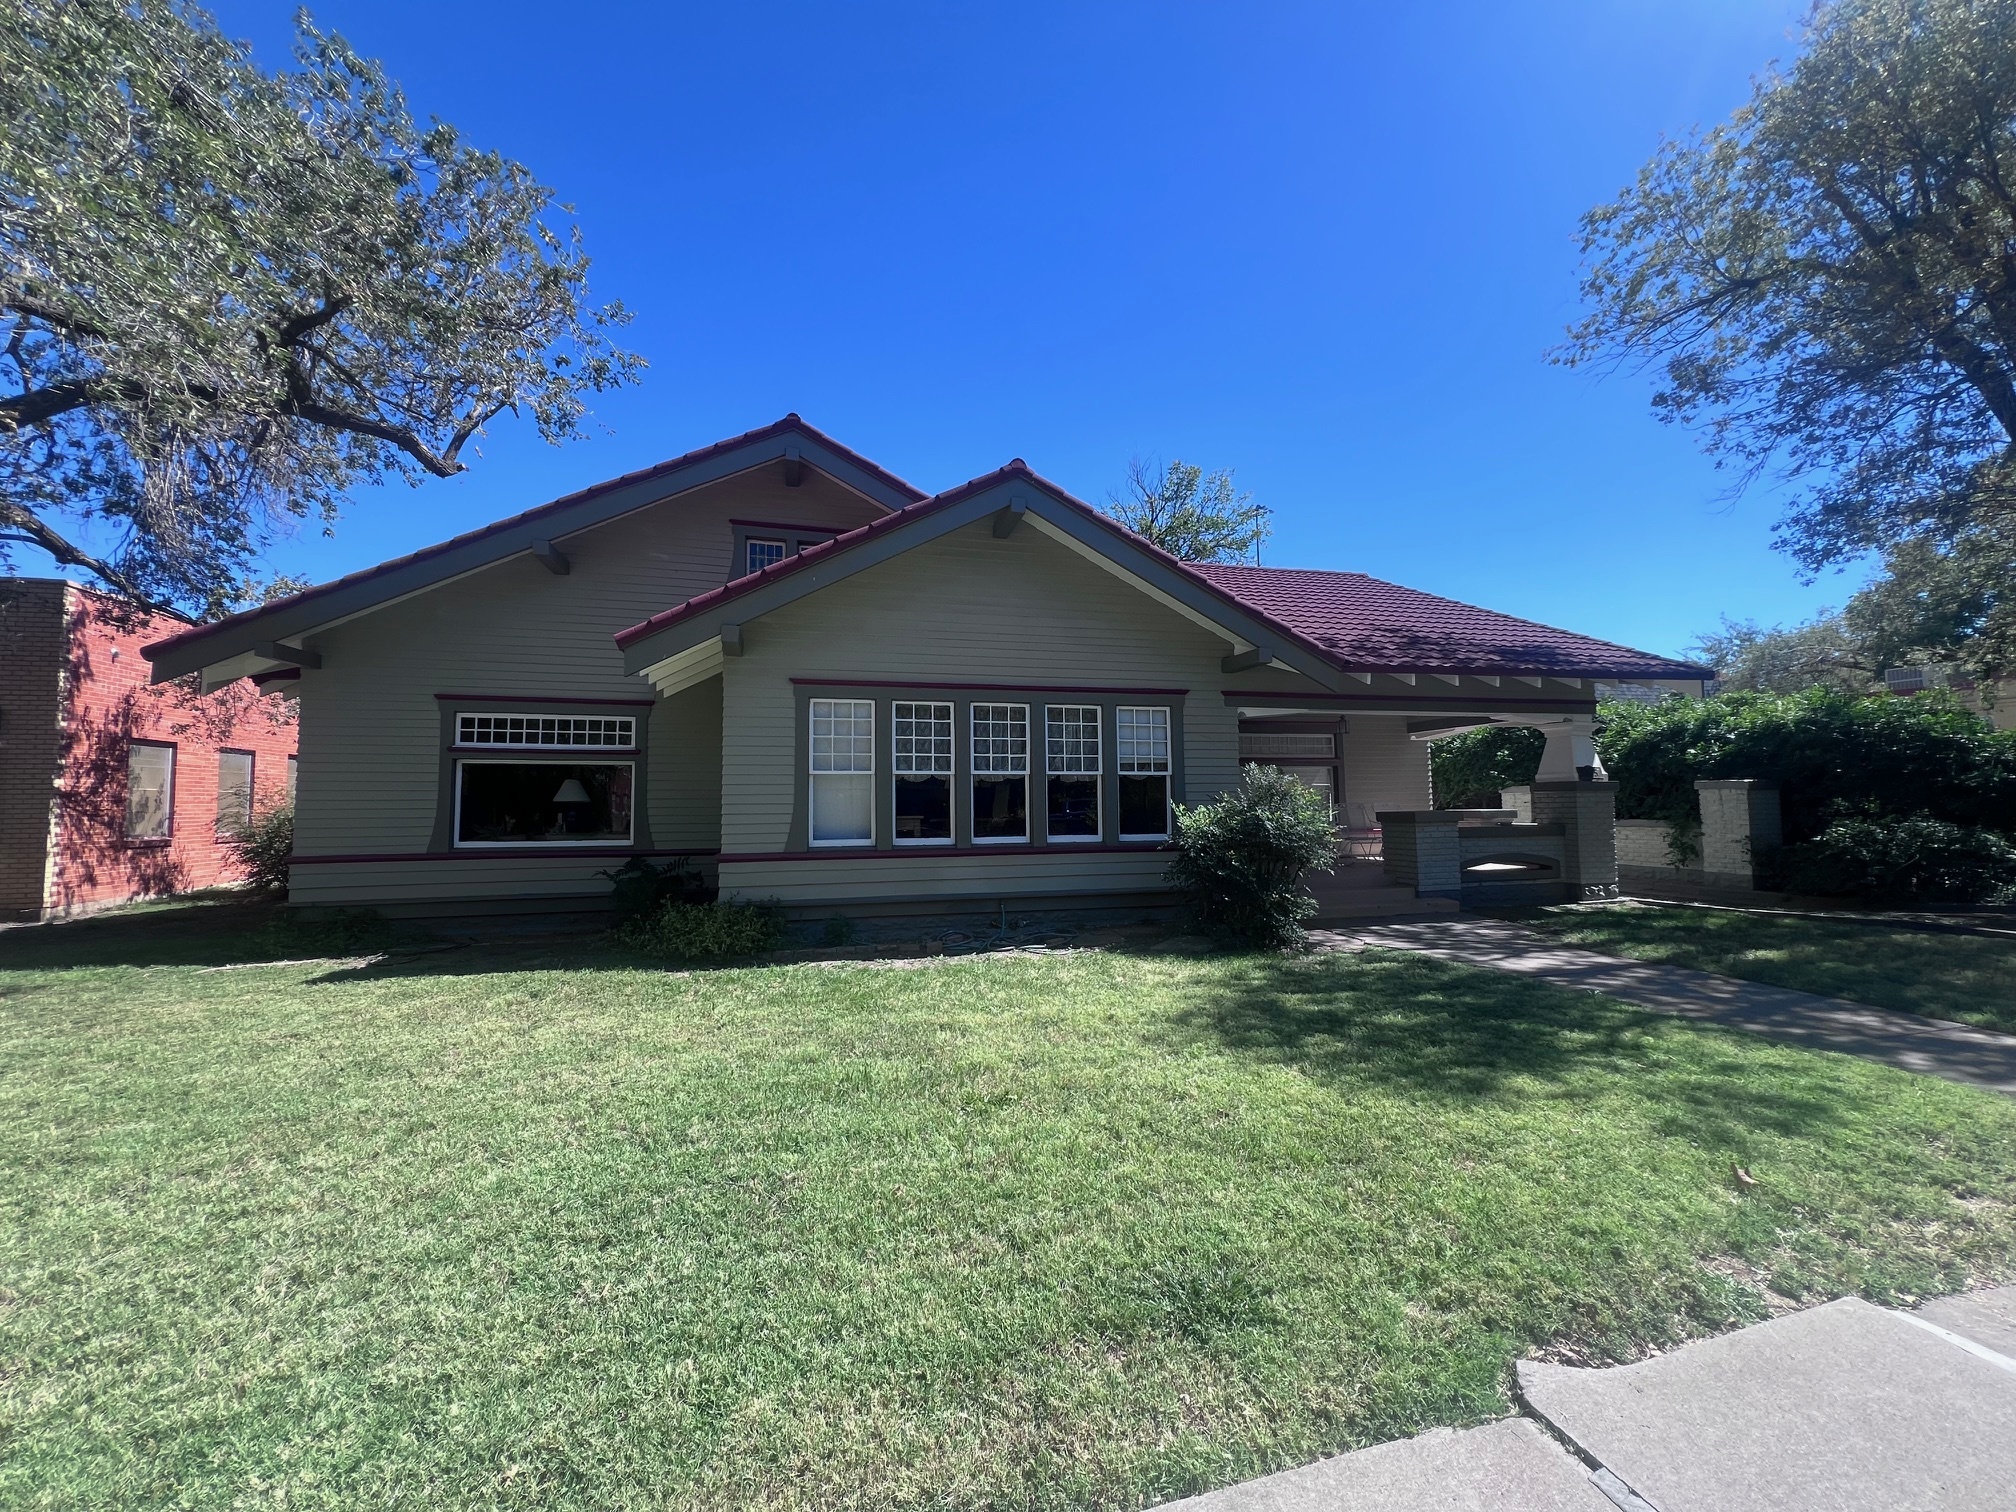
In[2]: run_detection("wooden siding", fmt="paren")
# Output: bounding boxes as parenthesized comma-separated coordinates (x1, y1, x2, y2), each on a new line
(717, 518, 1264, 874)
(292, 469, 880, 881)
(1342, 716, 1432, 812)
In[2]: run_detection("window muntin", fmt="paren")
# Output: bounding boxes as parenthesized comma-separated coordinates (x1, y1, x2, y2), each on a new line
(971, 703, 1029, 842)
(746, 537, 788, 576)
(1116, 706, 1172, 839)
(809, 699, 874, 845)
(216, 749, 254, 836)
(1239, 731, 1335, 759)
(126, 741, 175, 840)
(892, 701, 953, 844)
(456, 713, 635, 750)
(1045, 705, 1101, 841)
(454, 761, 633, 846)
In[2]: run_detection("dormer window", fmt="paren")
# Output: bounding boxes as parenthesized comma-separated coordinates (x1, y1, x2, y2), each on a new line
(746, 537, 788, 575)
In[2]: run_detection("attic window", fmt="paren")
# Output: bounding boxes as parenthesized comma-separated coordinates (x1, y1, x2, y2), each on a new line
(456, 714, 635, 749)
(746, 538, 788, 575)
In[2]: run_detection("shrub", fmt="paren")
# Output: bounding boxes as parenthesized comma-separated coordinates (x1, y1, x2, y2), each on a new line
(600, 855, 715, 925)
(1778, 817, 2016, 908)
(1430, 724, 1546, 808)
(1165, 764, 1338, 948)
(620, 898, 787, 962)
(224, 803, 294, 894)
(1596, 688, 2016, 842)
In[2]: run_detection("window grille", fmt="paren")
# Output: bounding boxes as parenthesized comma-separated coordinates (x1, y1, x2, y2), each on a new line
(971, 704, 1029, 774)
(893, 702, 954, 774)
(1046, 706, 1101, 774)
(1239, 731, 1333, 759)
(456, 714, 635, 749)
(1116, 707, 1171, 773)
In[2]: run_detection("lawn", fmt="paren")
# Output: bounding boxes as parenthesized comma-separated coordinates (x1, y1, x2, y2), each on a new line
(4, 902, 2015, 1511)
(1515, 902, 2016, 1034)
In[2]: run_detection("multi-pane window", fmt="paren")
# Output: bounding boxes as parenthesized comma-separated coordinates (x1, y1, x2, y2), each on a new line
(809, 699, 875, 845)
(126, 741, 175, 840)
(892, 701, 953, 844)
(1116, 706, 1172, 839)
(1045, 706, 1101, 841)
(971, 703, 1029, 842)
(455, 762, 634, 845)
(216, 750, 254, 836)
(456, 714, 635, 749)
(746, 538, 788, 576)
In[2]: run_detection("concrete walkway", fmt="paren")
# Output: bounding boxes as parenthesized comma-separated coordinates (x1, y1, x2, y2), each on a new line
(1318, 916, 2016, 1096)
(1158, 1290, 2016, 1511)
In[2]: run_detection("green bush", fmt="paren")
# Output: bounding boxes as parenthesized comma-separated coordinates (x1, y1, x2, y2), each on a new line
(1596, 689, 2016, 842)
(1778, 817, 2016, 908)
(599, 854, 715, 924)
(223, 803, 294, 894)
(1430, 725, 1546, 808)
(1166, 764, 1338, 948)
(619, 898, 787, 962)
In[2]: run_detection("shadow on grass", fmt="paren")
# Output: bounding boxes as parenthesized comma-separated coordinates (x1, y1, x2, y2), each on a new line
(1168, 949, 1864, 1139)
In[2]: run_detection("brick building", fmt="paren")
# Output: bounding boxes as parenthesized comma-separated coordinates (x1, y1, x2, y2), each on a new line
(1, 579, 298, 920)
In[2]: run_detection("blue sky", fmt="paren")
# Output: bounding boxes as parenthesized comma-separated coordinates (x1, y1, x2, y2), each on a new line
(207, 0, 1843, 660)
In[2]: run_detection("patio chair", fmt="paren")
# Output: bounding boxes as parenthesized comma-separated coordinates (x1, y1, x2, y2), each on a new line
(1340, 801, 1382, 860)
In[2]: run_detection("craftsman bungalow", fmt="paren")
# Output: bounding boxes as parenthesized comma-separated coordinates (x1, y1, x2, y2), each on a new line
(142, 417, 1708, 919)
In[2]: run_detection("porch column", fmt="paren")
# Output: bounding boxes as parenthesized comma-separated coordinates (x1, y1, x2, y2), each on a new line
(1696, 779, 1781, 889)
(1376, 810, 1464, 901)
(1529, 780, 1618, 901)
(1534, 715, 1607, 783)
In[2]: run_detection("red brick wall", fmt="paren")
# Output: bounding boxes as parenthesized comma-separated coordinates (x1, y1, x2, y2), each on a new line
(0, 580, 67, 919)
(45, 586, 300, 915)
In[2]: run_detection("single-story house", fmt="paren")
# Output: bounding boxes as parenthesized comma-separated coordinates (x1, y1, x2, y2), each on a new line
(142, 416, 1708, 919)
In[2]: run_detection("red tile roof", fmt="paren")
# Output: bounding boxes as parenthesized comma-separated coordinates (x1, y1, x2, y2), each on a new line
(1189, 563, 1708, 678)
(142, 415, 927, 662)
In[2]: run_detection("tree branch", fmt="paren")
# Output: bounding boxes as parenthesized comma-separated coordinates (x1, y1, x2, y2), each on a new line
(0, 500, 176, 613)
(280, 394, 465, 476)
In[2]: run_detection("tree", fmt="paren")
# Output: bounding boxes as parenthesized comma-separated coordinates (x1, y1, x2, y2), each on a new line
(1685, 611, 1878, 694)
(1841, 520, 2016, 680)
(1, 0, 641, 617)
(1560, 0, 2016, 576)
(1104, 457, 1270, 563)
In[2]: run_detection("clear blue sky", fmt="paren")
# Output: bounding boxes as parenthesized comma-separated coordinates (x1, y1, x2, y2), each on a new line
(209, 0, 1849, 660)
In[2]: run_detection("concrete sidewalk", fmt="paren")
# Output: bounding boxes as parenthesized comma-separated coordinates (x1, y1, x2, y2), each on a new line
(1321, 916, 2016, 1095)
(1157, 1290, 2016, 1511)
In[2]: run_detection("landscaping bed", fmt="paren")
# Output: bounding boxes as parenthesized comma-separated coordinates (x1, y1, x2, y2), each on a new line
(4, 901, 2013, 1509)
(1519, 901, 2016, 1035)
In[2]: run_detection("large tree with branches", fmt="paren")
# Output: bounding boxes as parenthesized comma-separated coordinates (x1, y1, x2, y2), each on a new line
(1562, 0, 2016, 618)
(1, 0, 640, 616)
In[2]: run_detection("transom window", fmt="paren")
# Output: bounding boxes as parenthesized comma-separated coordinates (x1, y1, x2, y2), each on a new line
(1239, 731, 1335, 759)
(809, 698, 875, 845)
(971, 703, 1029, 842)
(457, 713, 635, 749)
(893, 701, 953, 844)
(1116, 706, 1172, 839)
(1045, 705, 1101, 841)
(746, 537, 788, 575)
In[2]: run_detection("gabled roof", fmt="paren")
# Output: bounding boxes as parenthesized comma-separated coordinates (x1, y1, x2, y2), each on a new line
(616, 462, 1709, 683)
(1190, 564, 1709, 680)
(143, 415, 925, 680)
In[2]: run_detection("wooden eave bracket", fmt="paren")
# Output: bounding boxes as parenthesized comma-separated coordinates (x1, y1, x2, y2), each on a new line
(252, 640, 321, 670)
(720, 623, 744, 656)
(531, 539, 570, 575)
(782, 446, 805, 487)
(992, 498, 1027, 538)
(1221, 646, 1276, 674)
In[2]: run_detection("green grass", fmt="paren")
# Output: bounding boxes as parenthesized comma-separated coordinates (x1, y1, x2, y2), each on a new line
(1515, 903, 2016, 1034)
(4, 903, 2015, 1510)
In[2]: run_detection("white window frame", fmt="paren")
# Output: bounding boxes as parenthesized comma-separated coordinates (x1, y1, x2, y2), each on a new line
(1044, 704, 1102, 843)
(1116, 705, 1173, 840)
(891, 701, 954, 847)
(746, 537, 788, 576)
(970, 702, 1030, 844)
(125, 740, 176, 841)
(808, 698, 876, 847)
(215, 748, 255, 836)
(452, 758, 636, 848)
(455, 713, 636, 750)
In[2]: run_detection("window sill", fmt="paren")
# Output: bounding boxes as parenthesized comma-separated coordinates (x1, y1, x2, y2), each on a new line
(893, 838, 955, 847)
(123, 836, 173, 848)
(1046, 835, 1103, 844)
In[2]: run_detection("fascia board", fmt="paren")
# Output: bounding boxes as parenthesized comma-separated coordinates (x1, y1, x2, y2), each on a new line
(148, 433, 912, 684)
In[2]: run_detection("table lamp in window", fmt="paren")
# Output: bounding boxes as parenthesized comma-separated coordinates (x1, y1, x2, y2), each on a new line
(551, 777, 591, 835)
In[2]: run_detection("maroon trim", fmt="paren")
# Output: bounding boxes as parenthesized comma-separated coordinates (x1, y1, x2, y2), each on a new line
(448, 745, 639, 755)
(142, 415, 928, 662)
(729, 518, 843, 535)
(434, 693, 656, 707)
(718, 842, 1172, 864)
(791, 678, 1189, 696)
(1221, 690, 1594, 707)
(292, 847, 717, 865)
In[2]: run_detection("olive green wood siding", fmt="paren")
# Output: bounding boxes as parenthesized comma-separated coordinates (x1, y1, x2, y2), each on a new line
(290, 470, 878, 896)
(714, 517, 1288, 903)
(1343, 716, 1432, 812)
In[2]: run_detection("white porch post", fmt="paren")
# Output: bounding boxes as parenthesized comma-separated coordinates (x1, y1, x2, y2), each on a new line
(1534, 715, 1607, 783)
